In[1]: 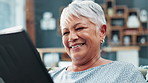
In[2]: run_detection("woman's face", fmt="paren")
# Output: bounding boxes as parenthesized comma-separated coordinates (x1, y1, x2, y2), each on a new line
(61, 16, 106, 65)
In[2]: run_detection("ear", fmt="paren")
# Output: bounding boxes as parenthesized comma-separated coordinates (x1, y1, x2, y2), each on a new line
(99, 24, 107, 38)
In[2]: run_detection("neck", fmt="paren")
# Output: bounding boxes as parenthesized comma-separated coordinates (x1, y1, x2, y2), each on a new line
(67, 57, 110, 72)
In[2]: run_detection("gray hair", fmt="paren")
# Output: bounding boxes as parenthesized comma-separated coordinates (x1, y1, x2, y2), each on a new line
(60, 1, 106, 29)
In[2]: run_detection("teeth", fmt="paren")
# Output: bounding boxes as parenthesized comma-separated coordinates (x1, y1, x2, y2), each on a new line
(71, 44, 83, 48)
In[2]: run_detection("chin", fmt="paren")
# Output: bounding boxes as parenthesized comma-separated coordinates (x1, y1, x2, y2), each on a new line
(71, 53, 85, 61)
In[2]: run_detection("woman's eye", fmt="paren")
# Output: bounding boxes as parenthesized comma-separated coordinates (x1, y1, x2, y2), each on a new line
(63, 32, 69, 36)
(76, 27, 84, 31)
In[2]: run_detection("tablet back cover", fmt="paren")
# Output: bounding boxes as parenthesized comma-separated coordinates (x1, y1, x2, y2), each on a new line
(0, 26, 53, 83)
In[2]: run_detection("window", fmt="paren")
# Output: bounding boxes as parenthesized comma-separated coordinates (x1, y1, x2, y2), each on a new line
(0, 0, 25, 30)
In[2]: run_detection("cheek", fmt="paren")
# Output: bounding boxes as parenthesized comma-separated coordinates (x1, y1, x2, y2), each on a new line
(82, 31, 97, 40)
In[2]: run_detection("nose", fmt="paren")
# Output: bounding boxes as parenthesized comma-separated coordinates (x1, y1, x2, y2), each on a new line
(68, 32, 78, 42)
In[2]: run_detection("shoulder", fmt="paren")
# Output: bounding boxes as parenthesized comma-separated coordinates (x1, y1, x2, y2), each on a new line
(108, 61, 141, 77)
(112, 61, 140, 73)
(103, 61, 138, 74)
(112, 61, 146, 82)
(112, 61, 136, 69)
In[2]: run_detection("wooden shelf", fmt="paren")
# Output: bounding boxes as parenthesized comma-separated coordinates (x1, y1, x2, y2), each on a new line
(139, 29, 148, 35)
(102, 46, 140, 52)
(37, 48, 65, 53)
(137, 43, 148, 46)
(37, 46, 141, 56)
(123, 29, 139, 35)
(37, 48, 66, 59)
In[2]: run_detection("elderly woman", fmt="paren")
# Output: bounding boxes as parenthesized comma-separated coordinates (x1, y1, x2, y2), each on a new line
(49, 1, 146, 83)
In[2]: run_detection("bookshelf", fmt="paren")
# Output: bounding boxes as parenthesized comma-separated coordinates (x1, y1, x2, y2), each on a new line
(102, 0, 148, 46)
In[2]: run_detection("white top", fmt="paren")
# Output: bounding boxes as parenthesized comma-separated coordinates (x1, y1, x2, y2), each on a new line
(49, 61, 146, 83)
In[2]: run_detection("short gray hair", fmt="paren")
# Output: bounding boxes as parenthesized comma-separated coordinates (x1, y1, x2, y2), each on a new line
(60, 1, 106, 29)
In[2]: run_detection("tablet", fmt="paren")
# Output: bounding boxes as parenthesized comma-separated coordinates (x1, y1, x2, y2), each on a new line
(0, 26, 53, 83)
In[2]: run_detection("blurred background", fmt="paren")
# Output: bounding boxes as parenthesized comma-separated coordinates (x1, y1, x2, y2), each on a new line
(0, 0, 148, 69)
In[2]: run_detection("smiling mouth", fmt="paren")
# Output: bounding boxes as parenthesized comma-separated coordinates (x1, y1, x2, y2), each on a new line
(69, 43, 85, 48)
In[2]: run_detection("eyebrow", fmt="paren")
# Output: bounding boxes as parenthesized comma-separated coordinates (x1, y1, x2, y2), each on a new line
(62, 23, 82, 30)
(72, 23, 82, 28)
